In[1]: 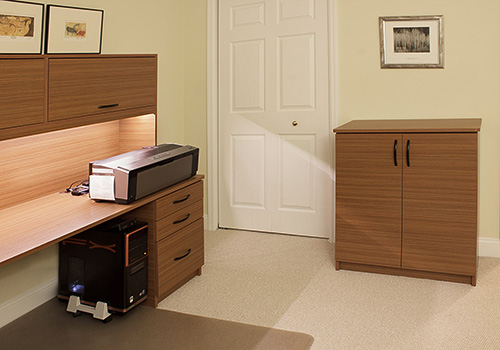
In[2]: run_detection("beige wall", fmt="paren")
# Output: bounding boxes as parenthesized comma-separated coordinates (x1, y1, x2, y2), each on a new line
(183, 0, 208, 190)
(337, 0, 500, 239)
(0, 0, 207, 306)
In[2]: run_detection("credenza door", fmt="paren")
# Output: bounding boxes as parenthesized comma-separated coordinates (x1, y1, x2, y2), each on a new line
(401, 133, 478, 276)
(335, 133, 403, 268)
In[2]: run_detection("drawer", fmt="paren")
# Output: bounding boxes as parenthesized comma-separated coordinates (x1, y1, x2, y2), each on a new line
(157, 219, 204, 298)
(156, 200, 203, 241)
(156, 180, 203, 220)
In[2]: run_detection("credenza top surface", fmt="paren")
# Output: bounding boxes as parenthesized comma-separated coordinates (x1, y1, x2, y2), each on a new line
(334, 118, 482, 133)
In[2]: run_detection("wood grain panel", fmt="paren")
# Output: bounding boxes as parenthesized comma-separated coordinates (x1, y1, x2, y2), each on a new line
(402, 133, 478, 276)
(338, 261, 474, 285)
(334, 119, 482, 134)
(0, 58, 45, 129)
(157, 200, 204, 241)
(156, 181, 203, 220)
(48, 57, 157, 121)
(0, 121, 120, 209)
(0, 114, 160, 209)
(157, 219, 204, 300)
(335, 133, 403, 268)
(0, 106, 156, 142)
(118, 114, 157, 153)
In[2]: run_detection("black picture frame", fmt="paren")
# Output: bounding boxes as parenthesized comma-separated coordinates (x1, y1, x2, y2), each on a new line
(45, 4, 103, 54)
(0, 0, 44, 54)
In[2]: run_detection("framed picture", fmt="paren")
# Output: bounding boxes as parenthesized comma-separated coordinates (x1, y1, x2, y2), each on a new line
(45, 5, 103, 54)
(0, 0, 44, 54)
(379, 16, 443, 68)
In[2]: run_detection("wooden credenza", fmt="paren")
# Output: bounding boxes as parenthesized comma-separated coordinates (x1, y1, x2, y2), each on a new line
(334, 119, 481, 285)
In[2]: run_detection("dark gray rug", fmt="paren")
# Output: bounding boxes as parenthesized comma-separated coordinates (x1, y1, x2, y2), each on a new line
(0, 298, 314, 350)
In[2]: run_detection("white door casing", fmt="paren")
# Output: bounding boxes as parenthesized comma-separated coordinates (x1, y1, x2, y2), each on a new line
(217, 0, 334, 238)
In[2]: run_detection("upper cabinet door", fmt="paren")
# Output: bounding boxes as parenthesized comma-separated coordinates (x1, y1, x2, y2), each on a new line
(335, 133, 403, 268)
(402, 133, 478, 275)
(48, 57, 156, 121)
(0, 59, 45, 129)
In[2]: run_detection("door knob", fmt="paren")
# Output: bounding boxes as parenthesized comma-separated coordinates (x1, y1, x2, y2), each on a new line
(292, 121, 298, 126)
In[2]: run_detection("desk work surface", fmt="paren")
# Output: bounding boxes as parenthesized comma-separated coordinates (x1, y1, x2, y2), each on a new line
(0, 175, 204, 268)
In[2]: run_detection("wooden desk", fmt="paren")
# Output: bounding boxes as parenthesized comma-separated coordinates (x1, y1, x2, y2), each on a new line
(0, 175, 205, 306)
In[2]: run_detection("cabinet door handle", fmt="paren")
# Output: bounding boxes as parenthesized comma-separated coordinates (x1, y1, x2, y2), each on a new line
(173, 213, 190, 225)
(406, 140, 410, 167)
(98, 103, 120, 109)
(174, 249, 191, 261)
(173, 194, 190, 204)
(393, 140, 398, 166)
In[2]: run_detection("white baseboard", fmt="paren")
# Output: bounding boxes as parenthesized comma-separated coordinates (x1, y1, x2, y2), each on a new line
(204, 214, 209, 230)
(0, 278, 58, 328)
(478, 237, 500, 258)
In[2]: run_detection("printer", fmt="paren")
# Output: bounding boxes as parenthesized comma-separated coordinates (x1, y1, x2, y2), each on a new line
(89, 144, 199, 204)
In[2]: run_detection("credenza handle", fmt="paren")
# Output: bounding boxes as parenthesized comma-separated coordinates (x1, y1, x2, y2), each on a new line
(174, 249, 191, 261)
(98, 103, 120, 109)
(173, 213, 190, 225)
(406, 140, 411, 167)
(393, 140, 398, 166)
(173, 194, 190, 204)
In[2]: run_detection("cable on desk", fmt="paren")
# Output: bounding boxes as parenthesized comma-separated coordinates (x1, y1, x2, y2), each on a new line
(66, 179, 89, 196)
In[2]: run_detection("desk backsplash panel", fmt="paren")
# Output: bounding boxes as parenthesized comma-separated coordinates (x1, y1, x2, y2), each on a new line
(0, 115, 155, 210)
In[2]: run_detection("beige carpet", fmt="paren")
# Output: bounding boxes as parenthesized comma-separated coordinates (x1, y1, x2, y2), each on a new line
(0, 297, 313, 350)
(158, 229, 500, 350)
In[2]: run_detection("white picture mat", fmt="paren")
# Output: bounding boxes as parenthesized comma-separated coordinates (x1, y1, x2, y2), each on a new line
(383, 19, 441, 65)
(46, 6, 102, 53)
(0, 1, 43, 53)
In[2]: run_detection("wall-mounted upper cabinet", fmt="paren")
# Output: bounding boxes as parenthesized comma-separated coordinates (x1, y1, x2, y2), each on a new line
(0, 58, 45, 130)
(0, 54, 157, 142)
(48, 57, 157, 122)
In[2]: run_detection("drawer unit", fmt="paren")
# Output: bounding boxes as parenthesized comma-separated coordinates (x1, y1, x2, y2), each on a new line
(123, 176, 204, 307)
(157, 219, 204, 298)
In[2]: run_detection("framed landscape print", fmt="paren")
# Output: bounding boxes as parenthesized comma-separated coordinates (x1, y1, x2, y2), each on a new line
(379, 16, 443, 68)
(45, 5, 103, 54)
(0, 0, 44, 54)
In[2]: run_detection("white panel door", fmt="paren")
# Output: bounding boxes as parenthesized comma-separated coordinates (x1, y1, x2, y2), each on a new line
(219, 0, 332, 237)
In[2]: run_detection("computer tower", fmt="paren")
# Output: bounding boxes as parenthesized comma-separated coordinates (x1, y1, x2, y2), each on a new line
(58, 218, 148, 313)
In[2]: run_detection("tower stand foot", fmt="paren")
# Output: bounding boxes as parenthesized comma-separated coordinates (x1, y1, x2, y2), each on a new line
(66, 295, 112, 321)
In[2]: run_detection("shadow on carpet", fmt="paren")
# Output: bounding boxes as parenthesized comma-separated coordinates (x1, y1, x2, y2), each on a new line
(0, 298, 314, 350)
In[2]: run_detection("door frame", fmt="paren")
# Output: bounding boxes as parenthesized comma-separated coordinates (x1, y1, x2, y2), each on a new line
(206, 0, 339, 241)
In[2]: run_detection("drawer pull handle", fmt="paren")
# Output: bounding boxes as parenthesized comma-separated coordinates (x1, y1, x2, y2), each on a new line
(174, 249, 191, 261)
(173, 213, 190, 225)
(393, 139, 398, 166)
(98, 103, 119, 109)
(406, 139, 410, 167)
(173, 194, 190, 204)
